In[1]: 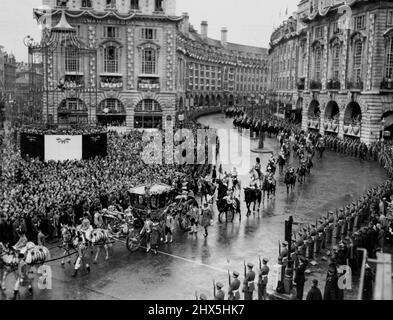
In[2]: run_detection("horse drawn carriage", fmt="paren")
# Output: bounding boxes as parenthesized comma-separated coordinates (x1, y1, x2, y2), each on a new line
(124, 184, 175, 252)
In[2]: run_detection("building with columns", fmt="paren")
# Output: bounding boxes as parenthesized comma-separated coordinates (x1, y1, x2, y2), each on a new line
(269, 0, 393, 144)
(32, 0, 267, 130)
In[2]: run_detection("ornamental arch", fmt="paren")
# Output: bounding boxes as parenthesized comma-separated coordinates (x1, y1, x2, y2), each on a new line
(308, 100, 321, 118)
(324, 101, 340, 120)
(344, 101, 362, 125)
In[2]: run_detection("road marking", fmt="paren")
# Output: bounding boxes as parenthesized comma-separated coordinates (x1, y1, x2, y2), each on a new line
(116, 239, 228, 273)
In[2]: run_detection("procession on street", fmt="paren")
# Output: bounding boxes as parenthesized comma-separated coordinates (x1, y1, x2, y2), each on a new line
(1, 0, 393, 303)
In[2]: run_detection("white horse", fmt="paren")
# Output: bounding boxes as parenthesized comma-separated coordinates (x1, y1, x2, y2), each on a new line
(1, 241, 50, 292)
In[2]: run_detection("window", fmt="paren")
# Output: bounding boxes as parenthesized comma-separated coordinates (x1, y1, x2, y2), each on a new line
(65, 47, 79, 72)
(388, 10, 393, 26)
(101, 99, 124, 113)
(81, 0, 92, 8)
(155, 0, 163, 12)
(314, 47, 322, 81)
(353, 41, 363, 81)
(354, 15, 365, 30)
(332, 45, 340, 80)
(75, 25, 81, 36)
(104, 26, 119, 38)
(333, 22, 341, 34)
(130, 0, 139, 10)
(134, 99, 162, 129)
(104, 46, 119, 73)
(385, 37, 393, 79)
(106, 0, 116, 8)
(315, 26, 323, 39)
(142, 49, 157, 74)
(57, 0, 68, 7)
(141, 28, 157, 40)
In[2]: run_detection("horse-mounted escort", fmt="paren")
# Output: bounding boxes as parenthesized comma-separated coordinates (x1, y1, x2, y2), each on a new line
(126, 183, 175, 251)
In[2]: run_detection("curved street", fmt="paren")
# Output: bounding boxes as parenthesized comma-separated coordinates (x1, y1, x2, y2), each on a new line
(1, 113, 387, 300)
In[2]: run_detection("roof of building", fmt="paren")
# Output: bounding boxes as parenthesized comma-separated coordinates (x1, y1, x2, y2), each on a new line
(183, 26, 267, 58)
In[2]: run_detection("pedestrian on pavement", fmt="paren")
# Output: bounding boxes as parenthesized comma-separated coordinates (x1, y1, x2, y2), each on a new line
(294, 256, 308, 300)
(323, 264, 340, 300)
(306, 279, 323, 300)
(362, 264, 374, 300)
(37, 226, 47, 246)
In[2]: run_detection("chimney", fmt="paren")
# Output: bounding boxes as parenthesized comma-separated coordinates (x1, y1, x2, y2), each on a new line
(201, 21, 208, 40)
(182, 12, 190, 36)
(221, 27, 228, 46)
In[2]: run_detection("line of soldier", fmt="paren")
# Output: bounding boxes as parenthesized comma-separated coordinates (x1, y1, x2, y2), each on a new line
(225, 106, 391, 166)
(198, 257, 270, 301)
(275, 179, 393, 299)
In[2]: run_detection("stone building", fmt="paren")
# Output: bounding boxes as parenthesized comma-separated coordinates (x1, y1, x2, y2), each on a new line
(176, 16, 268, 112)
(269, 0, 393, 144)
(32, 0, 268, 130)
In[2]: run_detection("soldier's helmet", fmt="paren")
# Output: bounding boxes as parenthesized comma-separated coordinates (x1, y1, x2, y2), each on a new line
(216, 282, 224, 289)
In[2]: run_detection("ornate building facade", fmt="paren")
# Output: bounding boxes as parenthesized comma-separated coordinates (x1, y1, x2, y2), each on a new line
(32, 0, 267, 130)
(269, 0, 393, 144)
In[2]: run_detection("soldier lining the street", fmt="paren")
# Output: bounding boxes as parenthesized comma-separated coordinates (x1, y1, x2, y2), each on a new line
(242, 262, 256, 300)
(258, 257, 269, 300)
(228, 271, 241, 300)
(214, 282, 225, 300)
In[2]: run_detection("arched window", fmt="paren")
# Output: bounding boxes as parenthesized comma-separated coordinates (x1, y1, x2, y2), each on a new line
(332, 45, 340, 80)
(386, 36, 393, 79)
(65, 47, 79, 72)
(353, 40, 363, 81)
(314, 47, 322, 81)
(142, 49, 157, 74)
(104, 46, 119, 73)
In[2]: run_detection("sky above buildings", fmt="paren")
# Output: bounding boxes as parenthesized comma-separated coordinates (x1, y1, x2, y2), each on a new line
(0, 0, 297, 61)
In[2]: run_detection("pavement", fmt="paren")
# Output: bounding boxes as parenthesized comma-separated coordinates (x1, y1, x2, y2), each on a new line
(0, 113, 387, 300)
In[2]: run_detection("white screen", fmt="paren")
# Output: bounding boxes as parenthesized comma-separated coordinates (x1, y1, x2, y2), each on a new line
(44, 135, 83, 162)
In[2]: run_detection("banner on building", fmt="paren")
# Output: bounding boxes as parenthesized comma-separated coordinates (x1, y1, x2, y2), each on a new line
(44, 135, 83, 162)
(82, 133, 107, 159)
(20, 133, 45, 161)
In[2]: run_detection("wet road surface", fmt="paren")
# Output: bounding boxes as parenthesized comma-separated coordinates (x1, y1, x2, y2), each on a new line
(1, 113, 387, 300)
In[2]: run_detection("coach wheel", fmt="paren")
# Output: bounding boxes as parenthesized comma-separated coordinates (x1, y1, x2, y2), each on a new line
(126, 229, 141, 252)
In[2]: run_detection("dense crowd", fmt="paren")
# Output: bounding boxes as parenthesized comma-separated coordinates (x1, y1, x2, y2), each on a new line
(20, 126, 107, 135)
(0, 119, 211, 247)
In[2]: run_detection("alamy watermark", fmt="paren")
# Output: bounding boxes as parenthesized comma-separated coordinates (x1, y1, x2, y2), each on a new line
(140, 128, 252, 173)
